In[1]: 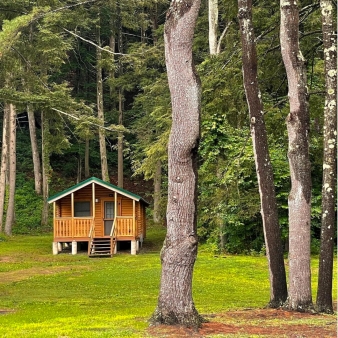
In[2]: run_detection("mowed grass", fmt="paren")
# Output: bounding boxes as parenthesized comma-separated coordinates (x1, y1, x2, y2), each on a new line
(0, 226, 336, 338)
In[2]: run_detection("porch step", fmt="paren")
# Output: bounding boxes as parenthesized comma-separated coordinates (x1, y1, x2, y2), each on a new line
(89, 237, 115, 257)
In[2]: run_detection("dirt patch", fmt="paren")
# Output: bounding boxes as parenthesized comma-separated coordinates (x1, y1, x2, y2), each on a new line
(0, 265, 90, 284)
(0, 309, 15, 315)
(148, 308, 337, 337)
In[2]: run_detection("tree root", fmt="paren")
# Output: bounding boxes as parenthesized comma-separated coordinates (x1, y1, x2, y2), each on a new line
(149, 307, 206, 330)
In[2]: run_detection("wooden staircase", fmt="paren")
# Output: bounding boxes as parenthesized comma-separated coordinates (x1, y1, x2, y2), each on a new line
(88, 237, 116, 257)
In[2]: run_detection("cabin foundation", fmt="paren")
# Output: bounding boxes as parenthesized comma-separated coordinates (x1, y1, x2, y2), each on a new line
(72, 241, 77, 255)
(52, 242, 58, 255)
(131, 240, 137, 255)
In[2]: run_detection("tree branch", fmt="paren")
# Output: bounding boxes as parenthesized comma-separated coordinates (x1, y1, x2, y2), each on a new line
(62, 28, 126, 56)
(216, 21, 233, 54)
(51, 108, 126, 133)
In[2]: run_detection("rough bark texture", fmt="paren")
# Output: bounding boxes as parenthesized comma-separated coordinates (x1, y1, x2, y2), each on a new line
(280, 0, 313, 312)
(238, 0, 287, 308)
(150, 0, 203, 328)
(208, 0, 218, 55)
(118, 90, 124, 188)
(41, 112, 49, 227)
(27, 104, 42, 195)
(117, 9, 124, 189)
(316, 0, 337, 314)
(0, 104, 9, 232)
(4, 103, 16, 236)
(153, 159, 162, 224)
(84, 138, 90, 178)
(97, 26, 109, 182)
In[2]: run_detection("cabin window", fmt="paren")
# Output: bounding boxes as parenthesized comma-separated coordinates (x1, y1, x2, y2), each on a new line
(74, 201, 91, 217)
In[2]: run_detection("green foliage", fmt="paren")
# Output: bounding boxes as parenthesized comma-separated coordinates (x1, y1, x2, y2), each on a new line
(0, 0, 332, 254)
(13, 175, 48, 234)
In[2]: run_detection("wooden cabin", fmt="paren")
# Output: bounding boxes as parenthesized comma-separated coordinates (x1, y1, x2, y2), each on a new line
(47, 177, 149, 257)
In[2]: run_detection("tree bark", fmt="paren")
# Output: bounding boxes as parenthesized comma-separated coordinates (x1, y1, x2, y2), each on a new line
(84, 138, 90, 178)
(4, 103, 17, 236)
(97, 21, 109, 182)
(117, 89, 124, 188)
(27, 104, 42, 195)
(0, 104, 10, 233)
(238, 0, 287, 307)
(41, 111, 49, 227)
(316, 0, 337, 314)
(153, 159, 162, 224)
(117, 8, 124, 189)
(208, 0, 218, 55)
(150, 0, 203, 328)
(280, 0, 313, 312)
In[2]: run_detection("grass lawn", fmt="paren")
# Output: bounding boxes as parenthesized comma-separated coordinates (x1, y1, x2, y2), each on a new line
(0, 226, 336, 338)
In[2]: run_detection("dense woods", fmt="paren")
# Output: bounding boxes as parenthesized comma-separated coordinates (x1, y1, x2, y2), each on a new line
(0, 0, 336, 319)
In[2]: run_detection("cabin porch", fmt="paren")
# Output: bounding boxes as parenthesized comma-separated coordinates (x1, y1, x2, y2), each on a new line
(52, 216, 142, 256)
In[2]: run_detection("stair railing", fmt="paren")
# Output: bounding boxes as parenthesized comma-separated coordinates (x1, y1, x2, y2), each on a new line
(110, 220, 117, 256)
(88, 221, 95, 255)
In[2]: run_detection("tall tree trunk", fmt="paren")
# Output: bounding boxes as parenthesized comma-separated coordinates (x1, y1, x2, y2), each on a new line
(151, 3, 159, 44)
(150, 0, 202, 328)
(208, 0, 218, 55)
(4, 103, 17, 235)
(117, 90, 124, 188)
(151, 6, 161, 224)
(316, 0, 337, 314)
(109, 32, 115, 98)
(238, 0, 287, 307)
(0, 104, 10, 233)
(84, 138, 90, 178)
(27, 24, 42, 195)
(41, 111, 50, 227)
(77, 156, 81, 183)
(280, 0, 313, 312)
(97, 22, 109, 182)
(27, 104, 42, 195)
(153, 159, 162, 224)
(117, 6, 124, 189)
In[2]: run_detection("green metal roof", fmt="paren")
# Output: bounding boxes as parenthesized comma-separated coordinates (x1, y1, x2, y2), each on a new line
(47, 177, 149, 205)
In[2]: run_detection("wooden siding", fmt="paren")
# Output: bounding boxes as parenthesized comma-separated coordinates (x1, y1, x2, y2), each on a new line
(60, 196, 71, 217)
(121, 197, 133, 216)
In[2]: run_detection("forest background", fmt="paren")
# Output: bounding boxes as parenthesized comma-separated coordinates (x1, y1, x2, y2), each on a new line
(0, 0, 336, 255)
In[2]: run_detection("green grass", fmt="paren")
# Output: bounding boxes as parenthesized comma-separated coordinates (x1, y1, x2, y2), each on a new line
(0, 226, 336, 337)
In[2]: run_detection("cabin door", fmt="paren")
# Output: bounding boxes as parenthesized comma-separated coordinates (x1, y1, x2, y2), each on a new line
(104, 201, 114, 236)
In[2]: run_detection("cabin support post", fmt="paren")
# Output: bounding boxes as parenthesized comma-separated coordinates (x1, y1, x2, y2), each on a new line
(52, 242, 59, 255)
(92, 182, 95, 234)
(114, 191, 117, 219)
(71, 193, 74, 237)
(131, 240, 137, 255)
(139, 234, 143, 248)
(72, 240, 77, 255)
(132, 200, 136, 237)
(57, 242, 62, 252)
(53, 202, 56, 238)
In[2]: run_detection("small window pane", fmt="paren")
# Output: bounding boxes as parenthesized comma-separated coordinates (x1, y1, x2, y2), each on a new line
(74, 202, 91, 217)
(105, 202, 114, 219)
